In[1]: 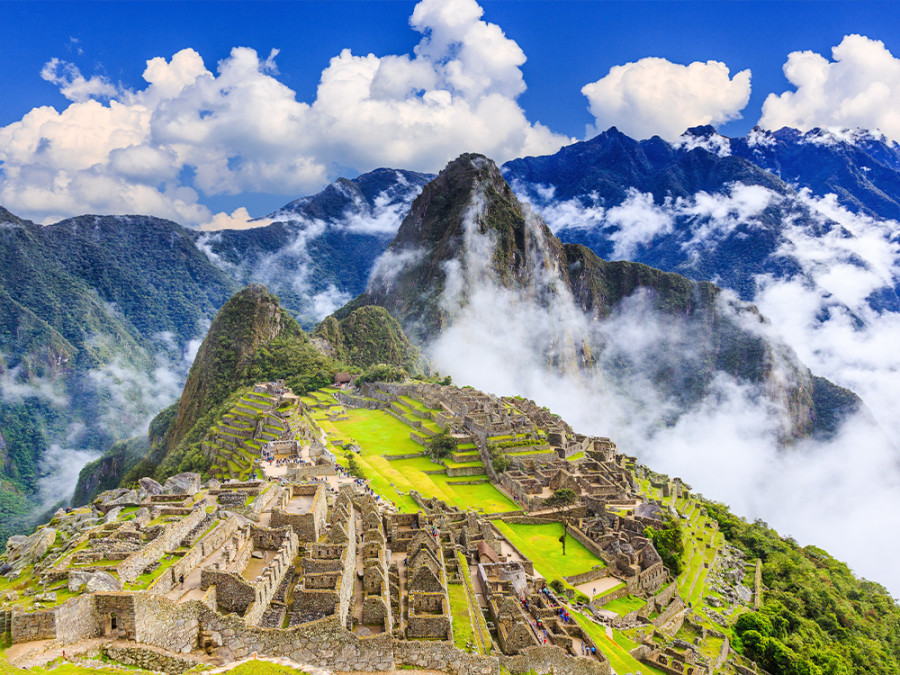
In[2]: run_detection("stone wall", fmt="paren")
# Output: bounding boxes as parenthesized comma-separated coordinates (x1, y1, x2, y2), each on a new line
(54, 593, 98, 643)
(592, 586, 629, 608)
(117, 501, 210, 583)
(199, 608, 395, 670)
(102, 645, 204, 675)
(285, 464, 336, 480)
(150, 518, 239, 596)
(714, 637, 731, 670)
(393, 638, 498, 675)
(564, 568, 609, 586)
(245, 529, 299, 626)
(11, 608, 56, 642)
(650, 596, 685, 628)
(566, 524, 612, 562)
(245, 485, 281, 522)
(133, 594, 200, 654)
(96, 593, 137, 640)
(270, 485, 326, 542)
(201, 569, 256, 615)
(335, 391, 386, 410)
(501, 645, 612, 675)
(654, 581, 678, 608)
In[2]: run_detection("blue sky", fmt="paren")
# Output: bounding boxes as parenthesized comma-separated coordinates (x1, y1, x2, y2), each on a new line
(2, 1, 899, 224)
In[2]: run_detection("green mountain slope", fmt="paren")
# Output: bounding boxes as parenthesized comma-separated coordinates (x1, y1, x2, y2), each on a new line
(0, 209, 236, 536)
(313, 305, 424, 373)
(121, 284, 337, 483)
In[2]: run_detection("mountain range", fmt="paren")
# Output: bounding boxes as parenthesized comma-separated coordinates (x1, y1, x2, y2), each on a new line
(2, 123, 899, 544)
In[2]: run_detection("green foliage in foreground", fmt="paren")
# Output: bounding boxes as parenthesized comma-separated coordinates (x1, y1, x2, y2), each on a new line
(645, 514, 684, 576)
(546, 487, 578, 506)
(706, 501, 900, 675)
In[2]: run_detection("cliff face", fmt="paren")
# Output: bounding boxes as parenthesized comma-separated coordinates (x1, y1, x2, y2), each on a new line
(342, 154, 859, 440)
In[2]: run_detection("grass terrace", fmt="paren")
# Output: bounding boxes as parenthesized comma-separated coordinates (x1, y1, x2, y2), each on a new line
(331, 407, 517, 514)
(448, 582, 477, 651)
(572, 610, 666, 675)
(494, 521, 603, 581)
(601, 595, 646, 616)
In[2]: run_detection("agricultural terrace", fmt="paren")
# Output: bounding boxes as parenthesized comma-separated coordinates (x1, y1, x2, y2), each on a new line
(573, 610, 666, 675)
(494, 521, 603, 581)
(326, 406, 518, 514)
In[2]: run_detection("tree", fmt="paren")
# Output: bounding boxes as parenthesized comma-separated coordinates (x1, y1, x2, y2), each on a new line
(347, 453, 365, 478)
(645, 514, 684, 576)
(426, 428, 456, 459)
(547, 488, 577, 506)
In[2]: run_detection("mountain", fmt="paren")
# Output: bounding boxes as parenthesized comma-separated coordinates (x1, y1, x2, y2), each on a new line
(122, 284, 338, 483)
(0, 209, 237, 540)
(313, 305, 424, 374)
(731, 126, 900, 221)
(0, 167, 430, 532)
(501, 126, 900, 312)
(198, 168, 433, 325)
(337, 153, 859, 440)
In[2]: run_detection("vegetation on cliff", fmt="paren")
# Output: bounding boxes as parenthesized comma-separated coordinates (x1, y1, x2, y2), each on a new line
(706, 501, 900, 675)
(72, 436, 149, 507)
(313, 305, 423, 373)
(644, 514, 685, 576)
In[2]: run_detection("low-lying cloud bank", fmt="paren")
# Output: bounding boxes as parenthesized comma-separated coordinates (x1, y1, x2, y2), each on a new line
(420, 192, 900, 596)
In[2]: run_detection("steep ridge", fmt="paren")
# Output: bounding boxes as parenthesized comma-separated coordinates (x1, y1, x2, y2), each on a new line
(731, 126, 900, 221)
(0, 209, 236, 541)
(104, 284, 424, 490)
(340, 153, 860, 440)
(144, 285, 333, 475)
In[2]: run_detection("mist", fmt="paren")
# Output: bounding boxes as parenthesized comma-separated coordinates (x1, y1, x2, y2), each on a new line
(423, 186, 900, 597)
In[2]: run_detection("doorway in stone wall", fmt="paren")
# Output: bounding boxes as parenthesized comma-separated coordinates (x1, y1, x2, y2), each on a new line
(103, 612, 118, 636)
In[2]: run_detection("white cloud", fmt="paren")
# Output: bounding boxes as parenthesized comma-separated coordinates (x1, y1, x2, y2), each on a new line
(199, 207, 271, 231)
(40, 58, 118, 102)
(0, 0, 570, 225)
(582, 58, 751, 141)
(605, 190, 674, 259)
(760, 34, 900, 140)
(676, 129, 732, 157)
(421, 180, 900, 594)
(0, 357, 68, 407)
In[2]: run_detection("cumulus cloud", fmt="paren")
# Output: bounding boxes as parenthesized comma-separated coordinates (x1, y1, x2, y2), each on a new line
(760, 34, 900, 140)
(199, 207, 271, 231)
(40, 58, 118, 102)
(582, 58, 751, 141)
(0, 0, 570, 225)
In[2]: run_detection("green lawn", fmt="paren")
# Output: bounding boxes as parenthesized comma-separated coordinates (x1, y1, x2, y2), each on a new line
(448, 583, 477, 651)
(0, 657, 160, 675)
(331, 407, 517, 514)
(573, 610, 666, 675)
(494, 521, 603, 580)
(601, 595, 646, 616)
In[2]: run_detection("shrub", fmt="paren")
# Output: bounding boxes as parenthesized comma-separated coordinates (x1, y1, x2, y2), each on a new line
(426, 428, 456, 459)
